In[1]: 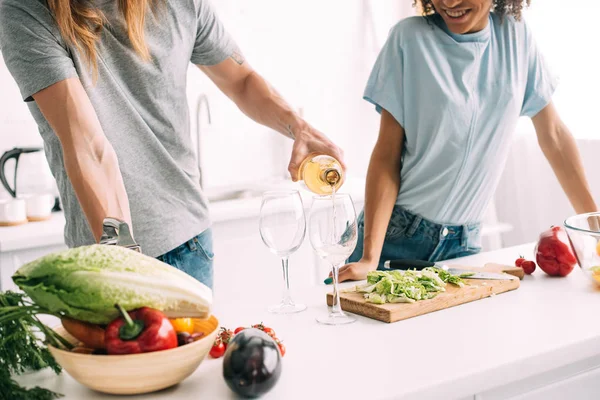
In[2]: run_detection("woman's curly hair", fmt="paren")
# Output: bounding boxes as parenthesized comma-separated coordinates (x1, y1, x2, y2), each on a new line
(413, 0, 531, 21)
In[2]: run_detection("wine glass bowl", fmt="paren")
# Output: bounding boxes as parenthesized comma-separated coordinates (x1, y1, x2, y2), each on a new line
(259, 191, 307, 314)
(308, 194, 358, 325)
(564, 212, 600, 287)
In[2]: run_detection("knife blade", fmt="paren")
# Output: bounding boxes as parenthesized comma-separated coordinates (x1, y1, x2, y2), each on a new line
(382, 259, 517, 281)
(444, 269, 518, 281)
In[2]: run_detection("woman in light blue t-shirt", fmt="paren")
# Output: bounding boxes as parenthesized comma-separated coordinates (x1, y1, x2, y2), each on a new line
(337, 0, 597, 282)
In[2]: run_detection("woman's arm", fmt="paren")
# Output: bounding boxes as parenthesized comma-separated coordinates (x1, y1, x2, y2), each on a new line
(532, 102, 597, 214)
(197, 56, 344, 180)
(336, 109, 404, 282)
(33, 78, 132, 241)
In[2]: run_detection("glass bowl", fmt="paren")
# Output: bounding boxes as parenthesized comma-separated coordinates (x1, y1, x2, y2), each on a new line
(564, 212, 600, 287)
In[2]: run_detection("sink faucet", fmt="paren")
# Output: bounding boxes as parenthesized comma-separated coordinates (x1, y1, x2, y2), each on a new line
(196, 94, 212, 189)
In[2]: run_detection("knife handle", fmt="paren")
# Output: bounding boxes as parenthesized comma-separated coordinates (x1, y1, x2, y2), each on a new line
(99, 218, 142, 253)
(383, 259, 435, 270)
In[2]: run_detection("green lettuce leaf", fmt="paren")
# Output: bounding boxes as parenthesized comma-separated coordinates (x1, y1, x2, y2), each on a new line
(12, 245, 213, 324)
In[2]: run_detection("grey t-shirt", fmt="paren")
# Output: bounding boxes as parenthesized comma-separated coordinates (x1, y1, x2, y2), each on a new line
(0, 0, 236, 257)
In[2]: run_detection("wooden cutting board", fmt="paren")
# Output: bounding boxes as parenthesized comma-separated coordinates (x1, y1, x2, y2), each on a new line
(326, 263, 522, 323)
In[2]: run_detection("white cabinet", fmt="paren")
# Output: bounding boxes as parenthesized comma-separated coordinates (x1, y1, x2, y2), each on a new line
(0, 213, 68, 291)
(475, 355, 600, 400)
(0, 244, 67, 291)
(508, 367, 600, 400)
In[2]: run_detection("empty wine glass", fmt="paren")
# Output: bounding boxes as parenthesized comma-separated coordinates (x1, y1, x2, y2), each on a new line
(308, 193, 358, 325)
(259, 190, 307, 314)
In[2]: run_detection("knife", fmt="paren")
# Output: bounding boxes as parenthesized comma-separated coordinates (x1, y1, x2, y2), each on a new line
(383, 259, 518, 281)
(99, 217, 142, 253)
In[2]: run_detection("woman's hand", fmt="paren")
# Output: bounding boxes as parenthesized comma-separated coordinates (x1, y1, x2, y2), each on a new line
(288, 123, 345, 182)
(329, 259, 378, 283)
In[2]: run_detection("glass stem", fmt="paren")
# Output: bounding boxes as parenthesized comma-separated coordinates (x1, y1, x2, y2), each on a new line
(331, 263, 343, 315)
(281, 256, 293, 306)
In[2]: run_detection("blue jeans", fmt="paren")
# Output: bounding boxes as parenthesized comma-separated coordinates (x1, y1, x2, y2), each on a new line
(348, 205, 482, 269)
(156, 229, 215, 289)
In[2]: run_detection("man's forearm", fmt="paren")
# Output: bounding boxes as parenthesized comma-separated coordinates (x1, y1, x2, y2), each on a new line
(540, 124, 597, 214)
(33, 78, 133, 243)
(62, 137, 132, 242)
(230, 71, 305, 139)
(198, 55, 343, 181)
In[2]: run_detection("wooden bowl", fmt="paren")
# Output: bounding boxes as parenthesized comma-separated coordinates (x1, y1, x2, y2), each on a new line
(47, 316, 219, 395)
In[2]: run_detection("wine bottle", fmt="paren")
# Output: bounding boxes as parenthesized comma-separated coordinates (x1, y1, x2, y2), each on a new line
(298, 155, 343, 195)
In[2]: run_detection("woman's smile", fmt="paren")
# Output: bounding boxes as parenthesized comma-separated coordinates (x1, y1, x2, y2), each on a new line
(432, 0, 492, 34)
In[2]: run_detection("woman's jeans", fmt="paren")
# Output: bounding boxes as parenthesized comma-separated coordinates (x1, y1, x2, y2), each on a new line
(348, 205, 482, 268)
(157, 228, 215, 289)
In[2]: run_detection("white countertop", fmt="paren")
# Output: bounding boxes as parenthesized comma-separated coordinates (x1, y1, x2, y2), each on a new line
(0, 212, 66, 253)
(16, 243, 600, 399)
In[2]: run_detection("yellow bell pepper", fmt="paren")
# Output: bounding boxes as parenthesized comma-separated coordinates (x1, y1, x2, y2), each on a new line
(169, 318, 195, 334)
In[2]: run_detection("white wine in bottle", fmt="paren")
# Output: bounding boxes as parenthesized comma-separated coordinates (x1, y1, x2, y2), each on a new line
(299, 155, 343, 195)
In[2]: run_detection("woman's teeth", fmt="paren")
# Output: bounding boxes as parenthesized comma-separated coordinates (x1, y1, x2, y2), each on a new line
(445, 9, 469, 18)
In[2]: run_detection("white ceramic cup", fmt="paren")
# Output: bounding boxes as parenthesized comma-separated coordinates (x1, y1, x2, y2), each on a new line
(0, 198, 27, 226)
(22, 193, 55, 221)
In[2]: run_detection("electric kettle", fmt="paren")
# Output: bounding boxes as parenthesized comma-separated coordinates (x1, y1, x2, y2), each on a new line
(0, 147, 60, 224)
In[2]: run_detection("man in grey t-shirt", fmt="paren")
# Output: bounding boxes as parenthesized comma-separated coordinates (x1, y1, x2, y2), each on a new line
(0, 0, 344, 289)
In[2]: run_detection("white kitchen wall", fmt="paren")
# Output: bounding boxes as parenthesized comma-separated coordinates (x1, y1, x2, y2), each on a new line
(0, 54, 45, 199)
(0, 54, 42, 147)
(519, 1, 600, 140)
(495, 136, 600, 247)
(0, 56, 42, 151)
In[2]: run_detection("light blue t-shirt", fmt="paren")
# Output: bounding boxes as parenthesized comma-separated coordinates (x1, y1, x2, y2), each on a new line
(364, 13, 557, 225)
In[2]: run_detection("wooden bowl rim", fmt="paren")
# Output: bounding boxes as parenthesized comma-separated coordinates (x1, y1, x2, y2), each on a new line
(47, 315, 219, 360)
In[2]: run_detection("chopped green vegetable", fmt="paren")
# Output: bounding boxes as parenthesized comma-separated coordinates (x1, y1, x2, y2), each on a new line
(387, 295, 415, 304)
(12, 244, 213, 324)
(364, 293, 387, 304)
(424, 267, 469, 288)
(351, 268, 467, 304)
(0, 291, 68, 400)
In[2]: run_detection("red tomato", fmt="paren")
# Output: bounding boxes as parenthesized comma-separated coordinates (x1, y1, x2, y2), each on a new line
(277, 342, 286, 357)
(521, 260, 536, 275)
(209, 342, 225, 358)
(219, 328, 233, 342)
(263, 327, 276, 338)
(234, 327, 245, 334)
(515, 257, 526, 267)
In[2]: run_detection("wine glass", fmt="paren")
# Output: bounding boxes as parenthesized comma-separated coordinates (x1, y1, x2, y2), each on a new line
(259, 190, 307, 314)
(308, 193, 358, 325)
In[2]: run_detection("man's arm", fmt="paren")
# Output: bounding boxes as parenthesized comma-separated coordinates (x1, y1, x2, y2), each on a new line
(197, 52, 344, 180)
(33, 78, 132, 241)
(532, 101, 597, 214)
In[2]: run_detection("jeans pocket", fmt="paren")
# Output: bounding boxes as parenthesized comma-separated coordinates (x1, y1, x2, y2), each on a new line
(193, 230, 215, 261)
(464, 225, 482, 252)
(385, 225, 408, 241)
(385, 208, 411, 241)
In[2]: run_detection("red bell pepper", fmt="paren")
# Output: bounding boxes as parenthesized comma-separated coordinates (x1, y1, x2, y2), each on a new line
(534, 226, 578, 277)
(105, 305, 177, 355)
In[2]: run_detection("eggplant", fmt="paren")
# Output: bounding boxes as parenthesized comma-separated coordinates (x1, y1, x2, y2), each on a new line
(222, 328, 282, 398)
